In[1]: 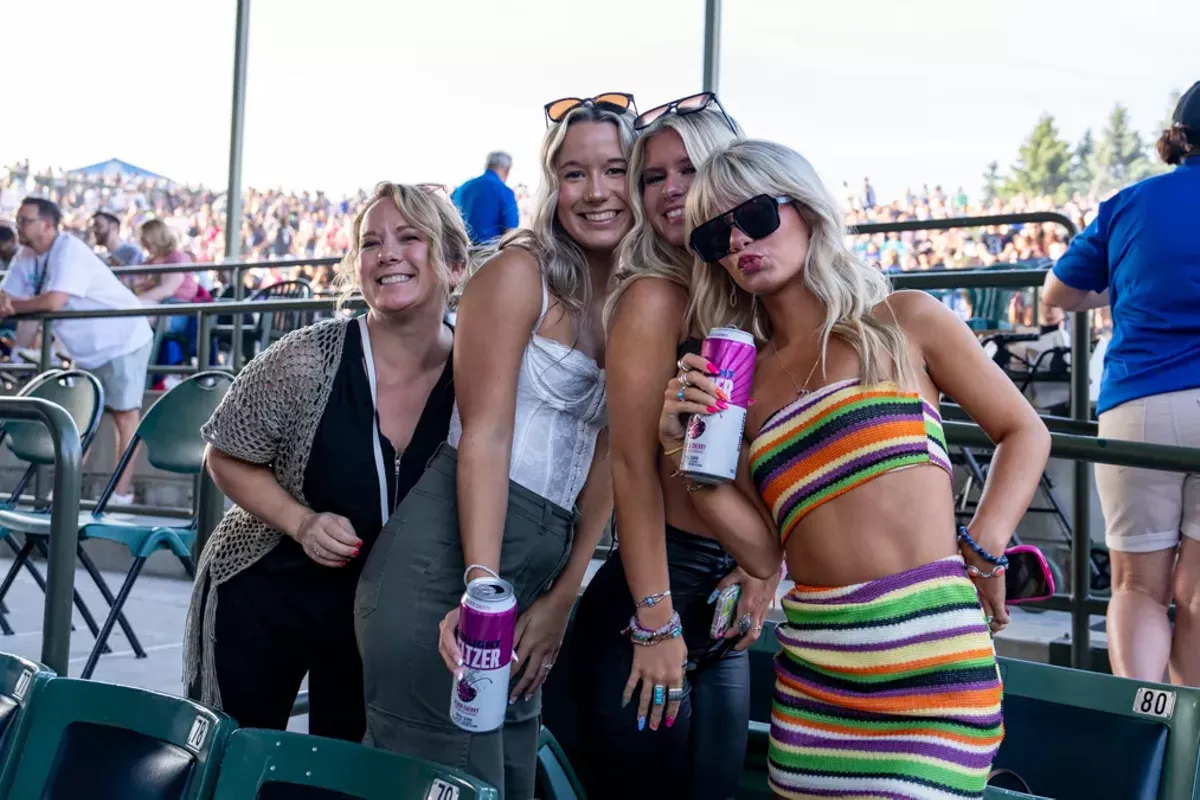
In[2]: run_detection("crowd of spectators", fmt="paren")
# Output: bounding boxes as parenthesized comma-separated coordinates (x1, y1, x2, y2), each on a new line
(1, 160, 1100, 329)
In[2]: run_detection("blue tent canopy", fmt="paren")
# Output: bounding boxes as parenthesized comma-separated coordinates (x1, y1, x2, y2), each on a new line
(70, 158, 172, 183)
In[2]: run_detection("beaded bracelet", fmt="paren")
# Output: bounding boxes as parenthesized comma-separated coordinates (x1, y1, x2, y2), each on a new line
(956, 526, 1009, 568)
(636, 590, 671, 608)
(622, 612, 683, 646)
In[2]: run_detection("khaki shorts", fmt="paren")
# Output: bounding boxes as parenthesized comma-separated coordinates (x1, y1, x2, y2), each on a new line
(1096, 387, 1200, 553)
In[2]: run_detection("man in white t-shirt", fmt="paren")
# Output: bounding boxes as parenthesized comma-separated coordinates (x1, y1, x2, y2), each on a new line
(2, 197, 155, 504)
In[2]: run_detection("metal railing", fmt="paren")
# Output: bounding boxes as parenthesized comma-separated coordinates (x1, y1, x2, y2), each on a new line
(0, 397, 82, 676)
(10, 211, 1197, 677)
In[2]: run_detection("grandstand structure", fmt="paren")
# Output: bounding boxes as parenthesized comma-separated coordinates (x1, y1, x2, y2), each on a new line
(0, 2, 1198, 798)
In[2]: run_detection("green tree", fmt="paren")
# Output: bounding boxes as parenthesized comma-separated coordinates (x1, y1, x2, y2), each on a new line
(981, 160, 1003, 203)
(1069, 128, 1095, 196)
(1091, 103, 1152, 195)
(1002, 113, 1072, 202)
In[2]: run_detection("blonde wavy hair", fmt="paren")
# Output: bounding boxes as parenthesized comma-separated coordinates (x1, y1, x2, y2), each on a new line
(334, 182, 470, 310)
(685, 139, 915, 388)
(603, 106, 744, 329)
(138, 218, 179, 259)
(458, 103, 637, 323)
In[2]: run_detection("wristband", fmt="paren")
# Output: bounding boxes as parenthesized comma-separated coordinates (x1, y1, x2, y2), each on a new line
(463, 564, 501, 585)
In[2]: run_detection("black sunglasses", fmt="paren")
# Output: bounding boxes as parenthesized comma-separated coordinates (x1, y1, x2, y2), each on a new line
(543, 93, 636, 127)
(634, 91, 737, 135)
(689, 194, 791, 263)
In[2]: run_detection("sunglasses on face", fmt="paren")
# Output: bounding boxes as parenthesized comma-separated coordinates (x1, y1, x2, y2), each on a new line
(543, 92, 636, 126)
(689, 194, 791, 263)
(634, 91, 737, 135)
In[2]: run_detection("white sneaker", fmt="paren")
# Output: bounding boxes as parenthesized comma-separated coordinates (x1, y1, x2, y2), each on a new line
(109, 492, 135, 507)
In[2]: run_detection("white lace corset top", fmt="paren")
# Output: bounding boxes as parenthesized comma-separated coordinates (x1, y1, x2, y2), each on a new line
(448, 277, 607, 510)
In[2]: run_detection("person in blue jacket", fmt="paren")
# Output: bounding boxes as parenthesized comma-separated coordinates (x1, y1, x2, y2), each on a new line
(1043, 81, 1200, 686)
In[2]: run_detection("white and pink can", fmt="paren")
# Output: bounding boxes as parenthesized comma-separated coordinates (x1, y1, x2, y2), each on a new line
(681, 326, 757, 485)
(450, 577, 517, 732)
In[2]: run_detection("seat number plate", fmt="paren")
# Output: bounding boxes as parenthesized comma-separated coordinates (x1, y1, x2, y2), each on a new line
(13, 669, 32, 703)
(186, 715, 211, 751)
(1133, 687, 1176, 719)
(427, 779, 460, 800)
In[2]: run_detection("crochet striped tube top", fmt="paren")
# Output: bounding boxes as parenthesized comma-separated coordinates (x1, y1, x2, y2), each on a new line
(749, 378, 952, 544)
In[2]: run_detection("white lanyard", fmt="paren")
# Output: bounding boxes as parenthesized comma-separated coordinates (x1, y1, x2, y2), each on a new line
(357, 315, 391, 525)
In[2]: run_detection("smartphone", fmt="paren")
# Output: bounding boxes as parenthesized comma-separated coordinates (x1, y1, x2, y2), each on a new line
(710, 584, 741, 639)
(1004, 545, 1056, 604)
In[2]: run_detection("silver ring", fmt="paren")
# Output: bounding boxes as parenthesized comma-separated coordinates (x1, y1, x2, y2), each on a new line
(676, 358, 686, 372)
(679, 372, 691, 389)
(985, 615, 995, 625)
(738, 613, 753, 634)
(667, 687, 686, 701)
(540, 662, 554, 671)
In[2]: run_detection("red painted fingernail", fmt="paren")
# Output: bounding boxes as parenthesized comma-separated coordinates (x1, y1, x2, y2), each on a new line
(666, 715, 676, 728)
(706, 362, 718, 373)
(706, 405, 718, 413)
(748, 398, 757, 407)
(717, 400, 729, 410)
(353, 548, 360, 556)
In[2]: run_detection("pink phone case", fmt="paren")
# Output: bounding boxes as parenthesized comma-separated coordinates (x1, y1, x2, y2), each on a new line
(1004, 544, 1056, 604)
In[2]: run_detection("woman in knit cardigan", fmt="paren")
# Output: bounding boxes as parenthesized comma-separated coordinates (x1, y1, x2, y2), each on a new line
(183, 182, 469, 740)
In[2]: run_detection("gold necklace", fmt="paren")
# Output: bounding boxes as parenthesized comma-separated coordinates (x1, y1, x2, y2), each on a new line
(773, 341, 822, 395)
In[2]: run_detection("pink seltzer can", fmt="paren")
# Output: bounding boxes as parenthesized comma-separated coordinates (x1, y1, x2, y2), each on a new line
(450, 577, 517, 732)
(681, 326, 757, 484)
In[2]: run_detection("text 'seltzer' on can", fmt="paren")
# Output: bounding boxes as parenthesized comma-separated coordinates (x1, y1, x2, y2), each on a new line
(450, 577, 518, 732)
(681, 326, 757, 485)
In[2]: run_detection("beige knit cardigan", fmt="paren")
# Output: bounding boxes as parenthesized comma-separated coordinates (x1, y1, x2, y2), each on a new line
(183, 317, 350, 708)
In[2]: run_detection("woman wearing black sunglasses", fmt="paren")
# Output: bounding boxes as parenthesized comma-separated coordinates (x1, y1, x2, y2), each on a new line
(567, 93, 768, 800)
(356, 95, 635, 798)
(657, 139, 1049, 799)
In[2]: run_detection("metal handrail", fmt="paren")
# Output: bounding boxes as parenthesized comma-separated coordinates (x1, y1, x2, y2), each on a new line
(109, 255, 340, 277)
(853, 211, 1078, 238)
(0, 398, 82, 675)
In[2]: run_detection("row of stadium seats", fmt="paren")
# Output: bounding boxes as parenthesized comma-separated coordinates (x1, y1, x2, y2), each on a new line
(723, 621, 1200, 800)
(0, 649, 587, 799)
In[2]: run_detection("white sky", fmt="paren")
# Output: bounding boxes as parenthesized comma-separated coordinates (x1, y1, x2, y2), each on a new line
(8, 0, 1199, 203)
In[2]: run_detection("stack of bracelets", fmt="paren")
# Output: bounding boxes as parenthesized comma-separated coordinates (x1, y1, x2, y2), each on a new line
(623, 589, 684, 645)
(624, 612, 684, 646)
(957, 525, 1009, 579)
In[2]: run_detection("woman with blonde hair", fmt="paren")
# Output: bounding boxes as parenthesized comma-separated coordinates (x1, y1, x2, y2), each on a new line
(356, 95, 636, 796)
(567, 93, 773, 800)
(184, 183, 467, 742)
(659, 139, 1050, 799)
(136, 218, 201, 303)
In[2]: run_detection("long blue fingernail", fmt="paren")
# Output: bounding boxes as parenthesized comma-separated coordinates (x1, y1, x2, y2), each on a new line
(707, 590, 719, 604)
(637, 716, 645, 731)
(621, 696, 630, 708)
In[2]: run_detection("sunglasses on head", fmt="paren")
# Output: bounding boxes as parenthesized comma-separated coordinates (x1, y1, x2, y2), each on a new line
(634, 91, 737, 135)
(543, 92, 636, 127)
(689, 194, 791, 263)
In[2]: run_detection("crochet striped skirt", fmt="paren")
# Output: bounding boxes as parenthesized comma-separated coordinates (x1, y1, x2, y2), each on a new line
(769, 556, 1004, 799)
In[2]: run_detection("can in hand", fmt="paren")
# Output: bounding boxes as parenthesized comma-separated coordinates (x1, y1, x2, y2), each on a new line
(681, 326, 757, 485)
(450, 577, 517, 732)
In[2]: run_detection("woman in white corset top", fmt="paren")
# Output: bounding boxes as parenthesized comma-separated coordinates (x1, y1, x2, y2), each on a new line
(355, 94, 636, 798)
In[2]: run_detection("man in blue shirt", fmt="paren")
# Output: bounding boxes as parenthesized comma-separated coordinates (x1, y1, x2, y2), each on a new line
(452, 152, 520, 245)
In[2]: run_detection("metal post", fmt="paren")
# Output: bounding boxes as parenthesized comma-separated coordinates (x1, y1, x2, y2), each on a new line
(195, 465, 224, 563)
(197, 313, 212, 370)
(702, 0, 721, 94)
(0, 398, 82, 676)
(227, 0, 250, 371)
(38, 319, 52, 373)
(1069, 311, 1092, 669)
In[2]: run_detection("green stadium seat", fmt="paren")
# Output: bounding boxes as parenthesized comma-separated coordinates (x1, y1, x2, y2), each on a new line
(0, 677, 232, 800)
(0, 652, 54, 768)
(210, 728, 499, 800)
(0, 371, 232, 679)
(0, 368, 130, 647)
(994, 656, 1200, 800)
(536, 726, 586, 800)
